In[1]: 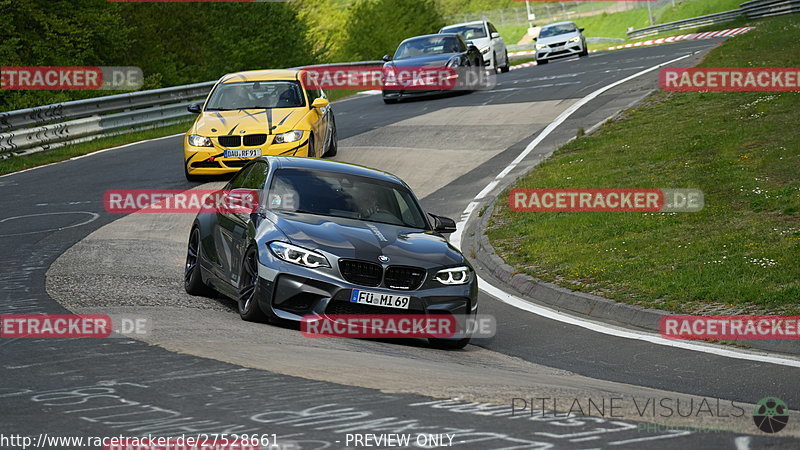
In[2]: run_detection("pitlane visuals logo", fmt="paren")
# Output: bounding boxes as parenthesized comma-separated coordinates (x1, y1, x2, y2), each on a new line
(753, 397, 789, 433)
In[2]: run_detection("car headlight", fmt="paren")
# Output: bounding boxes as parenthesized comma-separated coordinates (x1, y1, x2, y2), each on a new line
(273, 130, 304, 144)
(435, 266, 472, 285)
(188, 134, 213, 147)
(569, 36, 581, 43)
(268, 241, 330, 268)
(535, 43, 548, 50)
(480, 46, 491, 55)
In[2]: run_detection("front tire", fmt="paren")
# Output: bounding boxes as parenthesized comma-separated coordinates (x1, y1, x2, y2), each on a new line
(185, 227, 216, 297)
(429, 337, 470, 350)
(307, 133, 315, 157)
(238, 246, 268, 322)
(323, 116, 338, 157)
(537, 58, 548, 65)
(184, 165, 202, 182)
(500, 50, 510, 73)
(383, 96, 398, 104)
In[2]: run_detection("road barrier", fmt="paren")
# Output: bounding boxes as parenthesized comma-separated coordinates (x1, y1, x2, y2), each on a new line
(628, 0, 800, 39)
(0, 61, 381, 159)
(741, 0, 800, 18)
(628, 9, 744, 39)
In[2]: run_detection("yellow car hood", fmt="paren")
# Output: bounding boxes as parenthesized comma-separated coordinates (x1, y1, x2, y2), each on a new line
(192, 108, 306, 136)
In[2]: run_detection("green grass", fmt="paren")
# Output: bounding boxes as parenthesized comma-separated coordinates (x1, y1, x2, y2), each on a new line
(498, 25, 529, 46)
(486, 15, 800, 315)
(659, 0, 742, 24)
(0, 121, 194, 177)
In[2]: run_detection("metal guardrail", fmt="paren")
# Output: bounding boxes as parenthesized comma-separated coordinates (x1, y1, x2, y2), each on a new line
(0, 61, 383, 158)
(628, 0, 800, 39)
(741, 0, 800, 18)
(627, 9, 744, 39)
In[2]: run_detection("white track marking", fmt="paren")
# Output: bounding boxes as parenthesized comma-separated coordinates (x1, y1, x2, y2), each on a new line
(735, 436, 752, 450)
(479, 277, 800, 368)
(0, 211, 99, 237)
(452, 52, 800, 367)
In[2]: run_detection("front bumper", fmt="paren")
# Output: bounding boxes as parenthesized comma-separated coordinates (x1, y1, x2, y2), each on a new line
(257, 261, 478, 322)
(536, 41, 583, 60)
(184, 138, 311, 175)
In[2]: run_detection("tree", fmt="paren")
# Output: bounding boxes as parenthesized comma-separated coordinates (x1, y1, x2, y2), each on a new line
(340, 0, 444, 61)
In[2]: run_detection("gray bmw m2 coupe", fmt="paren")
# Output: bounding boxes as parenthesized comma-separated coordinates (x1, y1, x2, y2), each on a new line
(184, 157, 477, 348)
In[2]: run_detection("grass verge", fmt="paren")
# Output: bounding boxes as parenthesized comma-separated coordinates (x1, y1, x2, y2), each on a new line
(486, 14, 800, 315)
(0, 121, 194, 177)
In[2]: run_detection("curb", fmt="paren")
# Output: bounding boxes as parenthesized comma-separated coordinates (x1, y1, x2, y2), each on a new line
(462, 189, 800, 358)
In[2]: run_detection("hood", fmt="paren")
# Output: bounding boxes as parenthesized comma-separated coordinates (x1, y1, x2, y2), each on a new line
(268, 211, 464, 269)
(193, 107, 306, 136)
(537, 31, 581, 46)
(389, 53, 459, 68)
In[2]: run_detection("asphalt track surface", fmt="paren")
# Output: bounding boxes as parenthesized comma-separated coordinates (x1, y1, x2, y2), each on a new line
(2, 39, 800, 449)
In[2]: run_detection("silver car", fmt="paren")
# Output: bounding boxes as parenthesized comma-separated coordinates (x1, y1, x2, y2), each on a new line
(535, 21, 588, 64)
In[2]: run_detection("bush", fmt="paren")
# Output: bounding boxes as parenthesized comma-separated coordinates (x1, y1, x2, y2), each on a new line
(340, 0, 445, 61)
(0, 0, 315, 111)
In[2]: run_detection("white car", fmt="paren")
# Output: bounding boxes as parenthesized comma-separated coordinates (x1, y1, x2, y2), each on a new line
(535, 21, 588, 64)
(439, 20, 509, 73)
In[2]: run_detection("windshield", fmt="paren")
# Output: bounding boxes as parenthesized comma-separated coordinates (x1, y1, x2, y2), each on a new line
(205, 80, 305, 111)
(268, 168, 428, 229)
(440, 24, 487, 40)
(539, 23, 578, 38)
(394, 36, 464, 59)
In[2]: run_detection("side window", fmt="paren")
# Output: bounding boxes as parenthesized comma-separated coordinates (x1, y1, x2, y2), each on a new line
(228, 164, 256, 190)
(393, 190, 419, 226)
(243, 161, 268, 190)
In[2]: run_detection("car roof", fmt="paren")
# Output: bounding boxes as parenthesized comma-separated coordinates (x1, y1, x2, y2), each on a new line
(543, 21, 578, 28)
(265, 157, 407, 186)
(219, 69, 300, 84)
(441, 20, 486, 29)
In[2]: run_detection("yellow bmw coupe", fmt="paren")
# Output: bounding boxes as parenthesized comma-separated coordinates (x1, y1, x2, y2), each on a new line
(183, 69, 337, 181)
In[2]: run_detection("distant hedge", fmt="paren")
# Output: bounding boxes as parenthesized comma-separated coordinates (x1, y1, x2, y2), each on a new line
(0, 0, 459, 112)
(339, 0, 445, 61)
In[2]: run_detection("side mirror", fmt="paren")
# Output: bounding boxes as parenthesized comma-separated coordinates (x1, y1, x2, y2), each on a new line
(429, 213, 457, 234)
(468, 44, 479, 53)
(311, 97, 329, 109)
(187, 103, 202, 114)
(579, 28, 585, 32)
(382, 54, 392, 62)
(532, 37, 538, 42)
(491, 32, 500, 39)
